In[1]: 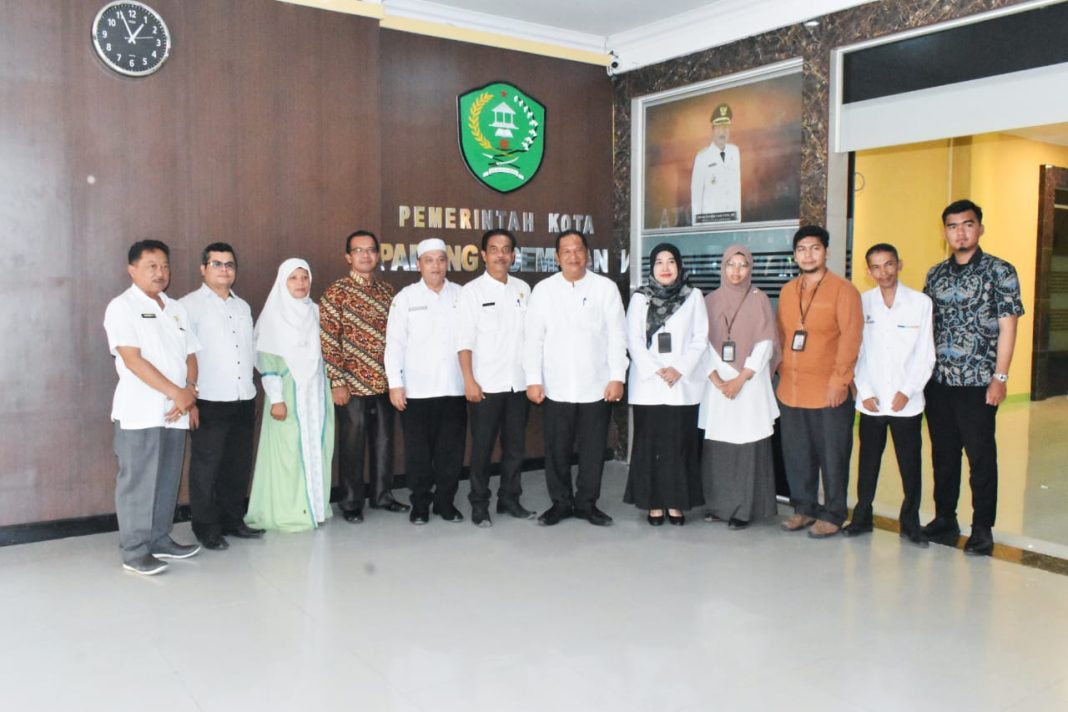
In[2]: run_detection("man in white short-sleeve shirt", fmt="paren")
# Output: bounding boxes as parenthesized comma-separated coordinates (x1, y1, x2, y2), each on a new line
(104, 240, 202, 576)
(524, 230, 628, 527)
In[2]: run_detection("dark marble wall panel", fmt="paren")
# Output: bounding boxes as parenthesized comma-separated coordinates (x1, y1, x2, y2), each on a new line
(612, 0, 1029, 256)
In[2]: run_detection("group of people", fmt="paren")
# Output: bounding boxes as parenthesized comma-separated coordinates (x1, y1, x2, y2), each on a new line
(103, 198, 1021, 576)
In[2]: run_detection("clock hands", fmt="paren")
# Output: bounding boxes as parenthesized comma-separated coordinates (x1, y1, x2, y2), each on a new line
(119, 12, 135, 43)
(130, 22, 147, 42)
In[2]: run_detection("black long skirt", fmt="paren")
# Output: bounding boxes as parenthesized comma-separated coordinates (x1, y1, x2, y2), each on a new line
(702, 437, 778, 522)
(623, 404, 704, 510)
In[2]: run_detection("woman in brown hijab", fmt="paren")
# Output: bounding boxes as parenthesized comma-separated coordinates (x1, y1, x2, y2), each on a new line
(697, 244, 781, 529)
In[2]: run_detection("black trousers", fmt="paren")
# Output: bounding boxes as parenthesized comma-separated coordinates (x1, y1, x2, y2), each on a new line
(188, 398, 256, 539)
(542, 398, 611, 511)
(336, 393, 397, 510)
(854, 413, 923, 532)
(778, 399, 855, 526)
(467, 391, 529, 507)
(924, 381, 999, 528)
(402, 396, 467, 511)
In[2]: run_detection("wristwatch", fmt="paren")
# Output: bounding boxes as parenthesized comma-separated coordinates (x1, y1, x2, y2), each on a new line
(188, 381, 199, 394)
(993, 373, 1008, 383)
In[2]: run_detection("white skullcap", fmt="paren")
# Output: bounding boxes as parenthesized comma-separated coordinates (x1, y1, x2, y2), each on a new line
(417, 238, 447, 257)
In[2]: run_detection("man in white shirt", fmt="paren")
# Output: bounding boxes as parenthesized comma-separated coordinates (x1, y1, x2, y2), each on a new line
(524, 230, 628, 526)
(180, 243, 262, 551)
(690, 102, 741, 225)
(103, 240, 202, 576)
(386, 238, 466, 525)
(458, 229, 536, 527)
(844, 243, 934, 546)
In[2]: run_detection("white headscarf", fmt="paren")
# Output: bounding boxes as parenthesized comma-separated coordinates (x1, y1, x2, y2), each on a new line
(255, 258, 322, 385)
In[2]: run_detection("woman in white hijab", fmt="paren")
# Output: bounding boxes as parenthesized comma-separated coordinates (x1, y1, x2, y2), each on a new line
(245, 259, 335, 532)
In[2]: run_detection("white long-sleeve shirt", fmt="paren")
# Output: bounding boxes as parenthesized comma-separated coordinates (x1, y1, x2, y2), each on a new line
(456, 272, 530, 394)
(524, 271, 628, 404)
(625, 288, 709, 406)
(385, 279, 465, 398)
(853, 283, 935, 418)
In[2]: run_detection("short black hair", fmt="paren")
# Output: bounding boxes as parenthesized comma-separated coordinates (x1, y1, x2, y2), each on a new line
(792, 225, 829, 249)
(481, 229, 517, 252)
(942, 199, 982, 224)
(128, 239, 170, 265)
(555, 229, 588, 251)
(201, 242, 236, 266)
(346, 229, 379, 253)
(865, 243, 899, 263)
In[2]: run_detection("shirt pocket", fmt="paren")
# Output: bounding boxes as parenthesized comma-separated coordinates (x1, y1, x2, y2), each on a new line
(477, 302, 502, 333)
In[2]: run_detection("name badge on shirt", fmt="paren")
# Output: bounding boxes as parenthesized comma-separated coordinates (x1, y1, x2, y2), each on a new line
(141, 313, 157, 319)
(721, 340, 736, 363)
(481, 302, 496, 307)
(409, 305, 428, 312)
(657, 332, 672, 354)
(791, 330, 807, 352)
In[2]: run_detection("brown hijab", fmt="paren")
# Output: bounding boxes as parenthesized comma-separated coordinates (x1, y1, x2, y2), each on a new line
(705, 244, 780, 371)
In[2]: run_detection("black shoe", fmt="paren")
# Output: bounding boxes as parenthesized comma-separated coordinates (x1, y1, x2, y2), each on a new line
(667, 511, 685, 526)
(574, 506, 613, 527)
(200, 534, 229, 551)
(727, 518, 749, 530)
(963, 525, 994, 556)
(342, 507, 364, 523)
(372, 499, 411, 513)
(703, 511, 723, 523)
(900, 528, 930, 548)
(472, 506, 492, 528)
(922, 516, 961, 546)
(842, 521, 874, 537)
(647, 511, 665, 526)
(410, 508, 429, 525)
(537, 503, 574, 526)
(433, 504, 464, 523)
(496, 500, 537, 520)
(223, 523, 266, 539)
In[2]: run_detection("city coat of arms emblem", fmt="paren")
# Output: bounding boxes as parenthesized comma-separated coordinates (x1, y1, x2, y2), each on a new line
(458, 82, 545, 193)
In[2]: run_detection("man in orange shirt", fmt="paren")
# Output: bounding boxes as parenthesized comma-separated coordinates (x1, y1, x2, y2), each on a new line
(776, 225, 863, 538)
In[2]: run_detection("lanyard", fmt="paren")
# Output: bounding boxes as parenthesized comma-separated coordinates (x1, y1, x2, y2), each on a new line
(723, 288, 752, 339)
(797, 273, 826, 328)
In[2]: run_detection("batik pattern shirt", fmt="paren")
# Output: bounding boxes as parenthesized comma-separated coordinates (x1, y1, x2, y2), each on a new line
(923, 249, 1024, 387)
(320, 274, 395, 396)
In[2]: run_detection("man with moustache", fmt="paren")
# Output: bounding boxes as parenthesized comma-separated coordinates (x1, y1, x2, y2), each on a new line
(180, 243, 262, 551)
(386, 238, 466, 525)
(524, 230, 628, 526)
(104, 240, 201, 575)
(922, 200, 1023, 556)
(777, 225, 863, 539)
(844, 243, 934, 546)
(458, 229, 536, 527)
(321, 230, 409, 523)
(691, 102, 741, 225)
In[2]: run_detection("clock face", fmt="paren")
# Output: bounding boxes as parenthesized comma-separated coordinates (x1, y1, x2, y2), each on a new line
(91, 1, 171, 77)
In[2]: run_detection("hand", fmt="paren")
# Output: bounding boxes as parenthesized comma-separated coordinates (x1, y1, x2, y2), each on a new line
(389, 387, 407, 412)
(331, 386, 351, 407)
(708, 371, 725, 387)
(604, 380, 624, 403)
(164, 404, 182, 424)
(826, 383, 849, 408)
(657, 367, 682, 388)
(172, 384, 196, 413)
(188, 405, 199, 430)
(719, 375, 747, 400)
(270, 402, 287, 421)
(526, 385, 545, 405)
(890, 392, 909, 412)
(464, 379, 485, 403)
(986, 379, 1007, 406)
(862, 397, 879, 412)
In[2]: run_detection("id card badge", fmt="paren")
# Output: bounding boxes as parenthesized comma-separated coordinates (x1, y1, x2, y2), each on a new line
(721, 340, 736, 363)
(791, 330, 807, 352)
(657, 332, 672, 354)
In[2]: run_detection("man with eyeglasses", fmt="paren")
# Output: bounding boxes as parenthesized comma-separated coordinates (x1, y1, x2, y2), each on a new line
(321, 230, 409, 522)
(457, 229, 535, 527)
(180, 242, 262, 551)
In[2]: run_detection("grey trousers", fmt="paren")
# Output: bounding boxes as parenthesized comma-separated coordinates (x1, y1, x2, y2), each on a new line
(113, 423, 186, 563)
(777, 400, 855, 527)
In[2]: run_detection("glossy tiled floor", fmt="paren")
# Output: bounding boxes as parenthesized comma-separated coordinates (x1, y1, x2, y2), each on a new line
(2, 464, 1068, 712)
(866, 396, 1068, 558)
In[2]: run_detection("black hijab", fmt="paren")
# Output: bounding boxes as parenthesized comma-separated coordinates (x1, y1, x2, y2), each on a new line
(635, 243, 692, 347)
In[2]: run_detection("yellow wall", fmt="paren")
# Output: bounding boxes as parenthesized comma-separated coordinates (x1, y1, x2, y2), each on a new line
(854, 132, 1068, 397)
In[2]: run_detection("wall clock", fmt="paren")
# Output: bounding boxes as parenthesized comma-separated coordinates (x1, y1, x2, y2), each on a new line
(91, 1, 171, 77)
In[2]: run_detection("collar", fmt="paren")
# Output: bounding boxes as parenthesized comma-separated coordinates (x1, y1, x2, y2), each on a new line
(418, 278, 451, 295)
(349, 271, 375, 286)
(480, 271, 511, 288)
(198, 282, 235, 302)
(129, 284, 170, 309)
(559, 270, 590, 287)
(948, 247, 984, 271)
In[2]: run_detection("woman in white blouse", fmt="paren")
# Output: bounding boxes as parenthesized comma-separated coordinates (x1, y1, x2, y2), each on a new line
(698, 244, 780, 529)
(623, 244, 708, 525)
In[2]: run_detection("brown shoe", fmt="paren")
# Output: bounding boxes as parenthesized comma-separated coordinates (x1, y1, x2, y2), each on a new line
(781, 514, 816, 531)
(808, 520, 841, 539)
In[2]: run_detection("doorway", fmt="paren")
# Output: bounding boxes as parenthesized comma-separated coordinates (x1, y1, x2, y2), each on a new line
(1032, 164, 1068, 400)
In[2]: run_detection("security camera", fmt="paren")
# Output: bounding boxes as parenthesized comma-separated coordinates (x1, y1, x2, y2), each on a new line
(607, 50, 620, 77)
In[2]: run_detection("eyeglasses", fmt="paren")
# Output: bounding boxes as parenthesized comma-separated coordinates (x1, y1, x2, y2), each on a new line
(349, 246, 377, 255)
(207, 260, 236, 270)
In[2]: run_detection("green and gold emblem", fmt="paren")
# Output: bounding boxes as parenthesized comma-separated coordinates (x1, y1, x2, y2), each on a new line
(458, 82, 545, 193)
